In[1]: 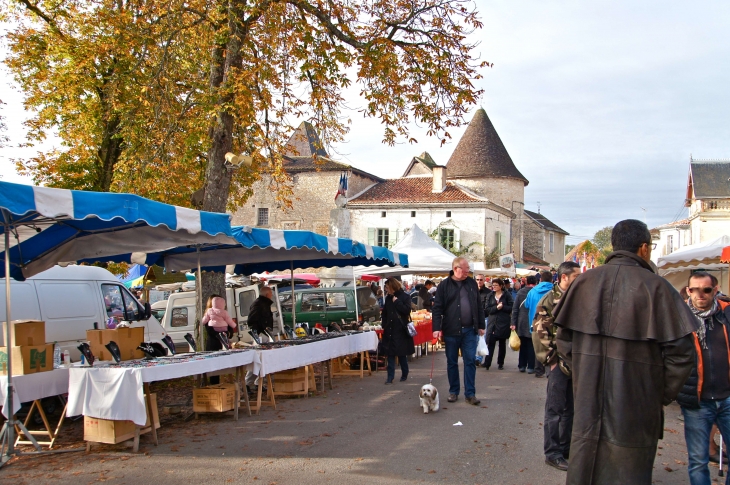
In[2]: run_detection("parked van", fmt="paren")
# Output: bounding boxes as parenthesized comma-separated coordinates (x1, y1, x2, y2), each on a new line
(0, 265, 165, 360)
(278, 286, 380, 328)
(154, 284, 284, 350)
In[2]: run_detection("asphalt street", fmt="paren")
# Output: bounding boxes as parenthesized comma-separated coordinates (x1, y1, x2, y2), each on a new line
(5, 348, 715, 484)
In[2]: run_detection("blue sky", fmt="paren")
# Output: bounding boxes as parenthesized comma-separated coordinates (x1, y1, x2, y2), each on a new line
(2, 0, 729, 243)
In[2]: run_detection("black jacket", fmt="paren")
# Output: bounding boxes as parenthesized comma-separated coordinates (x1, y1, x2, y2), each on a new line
(248, 295, 274, 334)
(381, 290, 415, 356)
(677, 301, 730, 409)
(432, 274, 486, 336)
(486, 291, 514, 340)
(478, 286, 492, 312)
(511, 286, 532, 338)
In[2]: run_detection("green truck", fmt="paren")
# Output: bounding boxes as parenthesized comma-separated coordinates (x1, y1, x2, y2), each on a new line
(278, 286, 381, 328)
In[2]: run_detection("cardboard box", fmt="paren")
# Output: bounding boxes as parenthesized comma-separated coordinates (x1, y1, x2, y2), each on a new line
(86, 327, 145, 361)
(1, 320, 46, 347)
(193, 384, 236, 413)
(84, 394, 160, 444)
(0, 344, 54, 375)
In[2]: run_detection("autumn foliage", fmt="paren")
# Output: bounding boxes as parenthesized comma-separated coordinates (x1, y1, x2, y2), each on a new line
(4, 0, 488, 212)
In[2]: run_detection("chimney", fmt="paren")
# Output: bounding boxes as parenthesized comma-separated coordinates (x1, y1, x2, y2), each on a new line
(432, 165, 447, 193)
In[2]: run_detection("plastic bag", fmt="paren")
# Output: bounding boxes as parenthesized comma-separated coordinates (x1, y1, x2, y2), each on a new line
(407, 322, 417, 337)
(477, 334, 489, 356)
(509, 330, 521, 351)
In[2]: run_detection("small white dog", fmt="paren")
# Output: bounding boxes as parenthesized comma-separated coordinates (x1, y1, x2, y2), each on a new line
(419, 384, 440, 414)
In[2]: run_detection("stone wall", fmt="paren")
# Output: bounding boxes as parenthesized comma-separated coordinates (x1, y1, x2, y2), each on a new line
(522, 218, 545, 260)
(453, 177, 525, 209)
(230, 171, 378, 234)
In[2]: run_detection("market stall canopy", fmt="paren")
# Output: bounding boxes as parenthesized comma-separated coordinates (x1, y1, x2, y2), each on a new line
(475, 267, 535, 278)
(353, 224, 459, 277)
(0, 181, 237, 281)
(657, 235, 730, 294)
(87, 226, 408, 274)
(657, 235, 730, 273)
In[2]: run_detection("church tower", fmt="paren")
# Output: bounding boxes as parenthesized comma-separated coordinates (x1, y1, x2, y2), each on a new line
(446, 108, 529, 260)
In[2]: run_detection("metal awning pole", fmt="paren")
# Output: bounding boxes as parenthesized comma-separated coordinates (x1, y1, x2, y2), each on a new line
(353, 271, 359, 324)
(290, 261, 296, 327)
(197, 246, 204, 352)
(3, 226, 15, 458)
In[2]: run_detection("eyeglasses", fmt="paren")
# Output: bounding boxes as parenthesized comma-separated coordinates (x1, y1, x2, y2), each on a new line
(475, 278, 484, 281)
(644, 242, 657, 250)
(688, 287, 715, 294)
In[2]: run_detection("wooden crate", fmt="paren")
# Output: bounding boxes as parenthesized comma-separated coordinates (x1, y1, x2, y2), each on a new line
(193, 384, 236, 413)
(84, 394, 159, 444)
(272, 366, 315, 397)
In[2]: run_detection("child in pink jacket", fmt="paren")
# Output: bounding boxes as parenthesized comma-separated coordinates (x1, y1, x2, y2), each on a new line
(202, 295, 236, 334)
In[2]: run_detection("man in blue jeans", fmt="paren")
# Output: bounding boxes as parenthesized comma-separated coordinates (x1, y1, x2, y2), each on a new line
(432, 257, 486, 405)
(676, 271, 730, 485)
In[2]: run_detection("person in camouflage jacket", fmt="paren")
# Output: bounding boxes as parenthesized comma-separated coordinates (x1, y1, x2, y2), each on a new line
(532, 261, 581, 472)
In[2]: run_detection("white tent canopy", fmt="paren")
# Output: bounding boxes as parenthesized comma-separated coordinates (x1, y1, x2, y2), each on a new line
(657, 235, 730, 293)
(354, 224, 460, 277)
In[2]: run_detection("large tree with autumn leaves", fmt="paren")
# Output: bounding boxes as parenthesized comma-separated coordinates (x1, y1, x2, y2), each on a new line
(4, 0, 488, 338)
(4, 0, 487, 209)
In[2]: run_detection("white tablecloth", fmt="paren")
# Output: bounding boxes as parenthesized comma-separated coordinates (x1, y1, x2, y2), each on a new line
(0, 368, 70, 418)
(254, 332, 378, 377)
(67, 350, 255, 426)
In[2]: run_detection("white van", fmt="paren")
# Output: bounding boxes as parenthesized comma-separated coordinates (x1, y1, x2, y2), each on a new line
(0, 265, 166, 360)
(154, 285, 284, 350)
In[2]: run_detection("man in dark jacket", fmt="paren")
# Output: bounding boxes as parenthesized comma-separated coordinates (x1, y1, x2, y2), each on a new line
(511, 275, 537, 373)
(248, 286, 274, 336)
(417, 280, 435, 311)
(554, 219, 698, 485)
(475, 274, 492, 311)
(676, 271, 730, 485)
(432, 257, 486, 406)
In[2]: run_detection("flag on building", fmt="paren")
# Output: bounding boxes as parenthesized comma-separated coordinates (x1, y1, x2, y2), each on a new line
(335, 172, 348, 200)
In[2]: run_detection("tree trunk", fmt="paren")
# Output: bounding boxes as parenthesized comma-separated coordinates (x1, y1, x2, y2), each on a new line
(95, 115, 123, 192)
(196, 28, 240, 345)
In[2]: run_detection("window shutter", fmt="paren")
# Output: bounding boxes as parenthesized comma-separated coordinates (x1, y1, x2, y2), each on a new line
(368, 228, 375, 245)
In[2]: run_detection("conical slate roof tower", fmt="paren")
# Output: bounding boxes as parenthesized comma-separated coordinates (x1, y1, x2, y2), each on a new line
(446, 108, 528, 186)
(283, 121, 328, 158)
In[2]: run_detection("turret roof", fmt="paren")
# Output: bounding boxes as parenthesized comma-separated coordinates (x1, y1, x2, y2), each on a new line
(446, 108, 529, 185)
(283, 121, 328, 158)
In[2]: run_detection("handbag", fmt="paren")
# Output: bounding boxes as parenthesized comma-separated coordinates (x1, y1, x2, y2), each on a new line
(509, 330, 521, 351)
(407, 322, 417, 337)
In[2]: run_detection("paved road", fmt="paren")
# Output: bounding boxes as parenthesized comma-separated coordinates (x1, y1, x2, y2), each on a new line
(7, 348, 712, 484)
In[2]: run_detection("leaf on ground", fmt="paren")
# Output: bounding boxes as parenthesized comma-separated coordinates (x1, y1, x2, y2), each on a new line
(664, 466, 673, 472)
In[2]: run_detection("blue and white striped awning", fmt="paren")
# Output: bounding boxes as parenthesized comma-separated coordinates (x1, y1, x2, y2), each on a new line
(0, 181, 236, 280)
(91, 226, 408, 274)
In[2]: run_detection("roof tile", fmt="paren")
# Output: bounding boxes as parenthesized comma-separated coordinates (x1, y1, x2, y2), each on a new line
(348, 178, 482, 204)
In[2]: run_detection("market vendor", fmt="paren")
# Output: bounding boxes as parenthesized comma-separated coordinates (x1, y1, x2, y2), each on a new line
(417, 280, 435, 311)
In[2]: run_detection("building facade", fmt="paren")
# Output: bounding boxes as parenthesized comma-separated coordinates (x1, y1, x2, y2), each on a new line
(523, 210, 568, 266)
(650, 158, 730, 264)
(230, 122, 382, 234)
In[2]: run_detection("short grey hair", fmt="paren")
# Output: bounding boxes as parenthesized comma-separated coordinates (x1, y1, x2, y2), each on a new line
(452, 256, 469, 269)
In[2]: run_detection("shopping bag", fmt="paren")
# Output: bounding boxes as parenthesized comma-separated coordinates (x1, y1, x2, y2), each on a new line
(476, 334, 489, 356)
(509, 330, 521, 351)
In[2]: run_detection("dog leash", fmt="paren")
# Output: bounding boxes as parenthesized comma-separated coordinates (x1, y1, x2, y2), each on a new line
(429, 338, 437, 384)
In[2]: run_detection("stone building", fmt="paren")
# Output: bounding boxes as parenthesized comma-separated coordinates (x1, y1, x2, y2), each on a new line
(523, 210, 568, 266)
(231, 109, 569, 267)
(230, 122, 382, 234)
(347, 108, 566, 264)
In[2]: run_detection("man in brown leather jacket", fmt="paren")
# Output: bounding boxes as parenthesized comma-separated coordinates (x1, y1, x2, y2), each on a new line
(553, 219, 698, 485)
